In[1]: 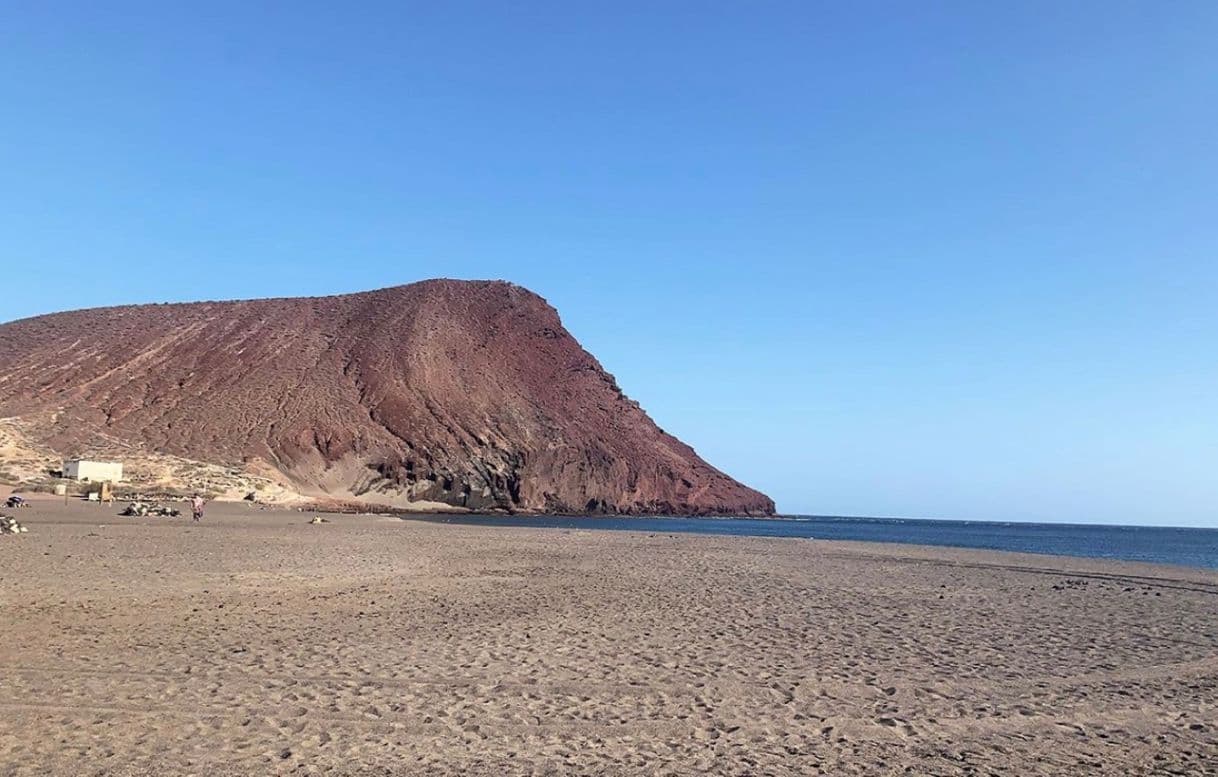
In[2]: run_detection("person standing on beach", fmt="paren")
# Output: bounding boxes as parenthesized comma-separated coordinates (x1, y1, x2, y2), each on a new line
(190, 493, 205, 522)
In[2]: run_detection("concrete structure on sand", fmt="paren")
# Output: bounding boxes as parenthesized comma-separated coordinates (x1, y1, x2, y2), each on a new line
(62, 459, 123, 483)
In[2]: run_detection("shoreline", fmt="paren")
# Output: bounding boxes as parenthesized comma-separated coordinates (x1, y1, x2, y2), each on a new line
(14, 490, 1216, 570)
(404, 511, 1218, 572)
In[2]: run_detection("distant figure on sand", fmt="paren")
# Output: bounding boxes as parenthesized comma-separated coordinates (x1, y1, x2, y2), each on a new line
(191, 494, 205, 522)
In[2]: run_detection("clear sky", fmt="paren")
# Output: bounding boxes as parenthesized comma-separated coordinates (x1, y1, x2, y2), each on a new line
(2, 2, 1215, 526)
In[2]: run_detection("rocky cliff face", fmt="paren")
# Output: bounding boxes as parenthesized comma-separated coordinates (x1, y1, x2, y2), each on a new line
(0, 280, 774, 515)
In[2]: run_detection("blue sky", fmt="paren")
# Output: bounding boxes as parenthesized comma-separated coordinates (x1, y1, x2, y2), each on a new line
(2, 2, 1215, 526)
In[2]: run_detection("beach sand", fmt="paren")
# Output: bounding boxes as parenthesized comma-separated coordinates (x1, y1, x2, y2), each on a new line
(1, 500, 1215, 776)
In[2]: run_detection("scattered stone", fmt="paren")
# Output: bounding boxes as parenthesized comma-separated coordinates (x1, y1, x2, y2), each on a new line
(1, 514, 28, 535)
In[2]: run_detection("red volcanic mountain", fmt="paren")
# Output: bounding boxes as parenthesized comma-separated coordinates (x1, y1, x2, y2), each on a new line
(0, 280, 774, 515)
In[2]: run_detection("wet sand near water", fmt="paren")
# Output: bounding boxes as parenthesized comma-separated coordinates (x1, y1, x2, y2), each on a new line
(1, 499, 1216, 775)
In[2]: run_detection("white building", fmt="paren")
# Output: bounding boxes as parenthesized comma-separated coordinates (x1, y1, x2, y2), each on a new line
(63, 459, 123, 482)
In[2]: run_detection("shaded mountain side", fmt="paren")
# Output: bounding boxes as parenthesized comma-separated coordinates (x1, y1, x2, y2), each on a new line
(0, 280, 774, 516)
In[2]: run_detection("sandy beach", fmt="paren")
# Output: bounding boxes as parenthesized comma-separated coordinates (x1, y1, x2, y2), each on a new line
(1, 499, 1216, 776)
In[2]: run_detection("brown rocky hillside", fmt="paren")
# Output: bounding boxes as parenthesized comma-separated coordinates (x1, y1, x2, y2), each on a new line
(0, 280, 774, 515)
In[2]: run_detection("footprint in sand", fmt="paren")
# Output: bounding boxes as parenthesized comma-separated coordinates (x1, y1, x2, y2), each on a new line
(877, 717, 917, 737)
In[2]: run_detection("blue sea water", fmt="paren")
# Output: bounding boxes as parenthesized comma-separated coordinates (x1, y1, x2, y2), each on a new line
(410, 514, 1218, 570)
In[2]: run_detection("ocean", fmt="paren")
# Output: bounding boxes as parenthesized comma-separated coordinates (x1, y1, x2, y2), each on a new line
(411, 514, 1218, 570)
